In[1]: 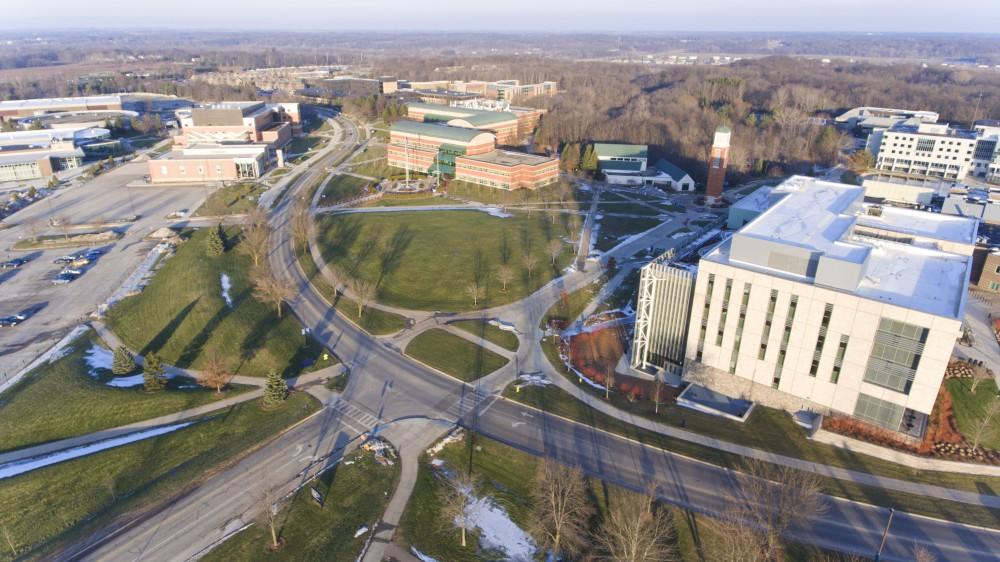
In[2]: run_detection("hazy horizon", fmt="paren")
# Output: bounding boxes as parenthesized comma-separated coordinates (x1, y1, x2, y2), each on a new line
(3, 0, 997, 34)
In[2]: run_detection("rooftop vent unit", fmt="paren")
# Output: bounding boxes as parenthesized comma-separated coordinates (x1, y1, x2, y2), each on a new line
(867, 205, 884, 217)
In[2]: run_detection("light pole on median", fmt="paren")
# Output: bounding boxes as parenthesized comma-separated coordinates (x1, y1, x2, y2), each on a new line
(874, 508, 895, 561)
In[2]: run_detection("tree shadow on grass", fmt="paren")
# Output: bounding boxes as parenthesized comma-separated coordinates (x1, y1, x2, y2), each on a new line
(375, 224, 414, 288)
(176, 288, 250, 370)
(141, 298, 200, 356)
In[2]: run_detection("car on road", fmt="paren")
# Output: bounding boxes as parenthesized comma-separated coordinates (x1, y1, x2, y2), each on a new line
(0, 257, 31, 269)
(0, 314, 27, 327)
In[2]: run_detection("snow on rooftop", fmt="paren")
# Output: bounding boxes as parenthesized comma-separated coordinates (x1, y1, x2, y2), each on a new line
(732, 185, 774, 212)
(856, 205, 977, 245)
(857, 242, 969, 318)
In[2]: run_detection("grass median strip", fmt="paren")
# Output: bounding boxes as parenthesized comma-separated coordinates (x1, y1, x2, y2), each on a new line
(0, 392, 320, 561)
(448, 319, 519, 352)
(405, 329, 509, 382)
(201, 447, 398, 561)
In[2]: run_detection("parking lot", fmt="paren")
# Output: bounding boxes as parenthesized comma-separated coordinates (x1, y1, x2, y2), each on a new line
(0, 162, 211, 380)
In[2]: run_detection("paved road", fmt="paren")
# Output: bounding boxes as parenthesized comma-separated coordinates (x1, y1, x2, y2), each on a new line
(71, 115, 1000, 562)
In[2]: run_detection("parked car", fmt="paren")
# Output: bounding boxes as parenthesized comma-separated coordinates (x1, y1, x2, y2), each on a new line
(0, 258, 30, 269)
(53, 255, 76, 264)
(70, 257, 90, 267)
(83, 249, 104, 258)
(52, 272, 79, 285)
(59, 268, 83, 276)
(0, 314, 27, 327)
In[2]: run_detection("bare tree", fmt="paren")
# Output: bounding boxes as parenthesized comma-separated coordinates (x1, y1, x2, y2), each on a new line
(348, 277, 377, 316)
(290, 197, 312, 250)
(241, 207, 270, 267)
(2, 525, 17, 557)
(724, 459, 827, 562)
(57, 215, 73, 240)
(700, 514, 764, 562)
(260, 477, 283, 550)
(546, 238, 564, 266)
(252, 265, 296, 318)
(466, 280, 485, 308)
(969, 397, 1000, 451)
(531, 458, 593, 559)
(604, 363, 616, 400)
(522, 253, 538, 280)
(652, 373, 664, 415)
(969, 364, 993, 395)
(439, 470, 480, 548)
(198, 354, 231, 394)
(914, 546, 937, 562)
(495, 264, 514, 293)
(596, 485, 677, 562)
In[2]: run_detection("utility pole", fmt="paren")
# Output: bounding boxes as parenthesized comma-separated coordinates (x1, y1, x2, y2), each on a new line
(874, 508, 895, 561)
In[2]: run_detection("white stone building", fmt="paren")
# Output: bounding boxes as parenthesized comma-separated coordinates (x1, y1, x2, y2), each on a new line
(684, 176, 976, 435)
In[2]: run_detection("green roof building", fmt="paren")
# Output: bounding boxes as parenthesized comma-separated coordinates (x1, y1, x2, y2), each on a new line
(594, 143, 649, 173)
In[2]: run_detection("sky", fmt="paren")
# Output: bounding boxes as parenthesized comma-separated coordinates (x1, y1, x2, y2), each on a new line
(3, 0, 998, 33)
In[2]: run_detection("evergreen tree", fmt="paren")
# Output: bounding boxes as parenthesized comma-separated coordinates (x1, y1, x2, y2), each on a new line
(143, 352, 167, 391)
(112, 345, 136, 375)
(580, 144, 599, 173)
(206, 224, 226, 257)
(560, 143, 581, 173)
(263, 371, 287, 407)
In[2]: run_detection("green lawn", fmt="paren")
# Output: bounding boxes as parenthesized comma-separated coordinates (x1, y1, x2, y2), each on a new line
(444, 178, 584, 209)
(370, 195, 442, 207)
(0, 393, 319, 561)
(202, 447, 398, 561)
(194, 183, 265, 217)
(294, 241, 408, 335)
(0, 332, 251, 453)
(345, 145, 393, 179)
(504, 383, 1000, 527)
(405, 329, 509, 382)
(316, 210, 575, 311)
(947, 377, 1000, 450)
(287, 135, 327, 156)
(106, 228, 334, 377)
(319, 174, 372, 204)
(540, 281, 602, 329)
(399, 433, 538, 562)
(594, 215, 664, 251)
(448, 320, 519, 352)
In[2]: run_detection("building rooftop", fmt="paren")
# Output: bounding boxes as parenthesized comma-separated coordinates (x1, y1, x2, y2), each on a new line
(161, 143, 268, 160)
(652, 158, 691, 181)
(391, 120, 494, 144)
(0, 95, 122, 111)
(0, 148, 84, 165)
(459, 149, 555, 167)
(731, 185, 776, 213)
(594, 143, 648, 159)
(835, 106, 939, 124)
(406, 102, 518, 127)
(889, 122, 978, 140)
(705, 176, 974, 319)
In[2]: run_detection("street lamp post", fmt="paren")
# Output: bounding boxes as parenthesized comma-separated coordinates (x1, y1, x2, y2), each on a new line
(874, 508, 895, 561)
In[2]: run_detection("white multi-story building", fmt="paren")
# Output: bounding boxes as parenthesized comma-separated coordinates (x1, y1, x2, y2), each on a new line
(682, 176, 976, 435)
(872, 122, 979, 181)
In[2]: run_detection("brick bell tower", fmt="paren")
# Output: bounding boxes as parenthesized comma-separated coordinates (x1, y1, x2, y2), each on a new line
(705, 126, 731, 202)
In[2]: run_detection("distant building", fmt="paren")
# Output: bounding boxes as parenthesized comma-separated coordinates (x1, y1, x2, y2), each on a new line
(455, 149, 559, 191)
(0, 94, 191, 122)
(651, 159, 695, 191)
(975, 250, 1000, 292)
(705, 127, 731, 201)
(387, 121, 557, 189)
(148, 144, 269, 184)
(401, 79, 558, 103)
(835, 107, 939, 133)
(871, 122, 980, 181)
(0, 126, 110, 181)
(388, 121, 496, 175)
(595, 143, 648, 177)
(174, 101, 300, 150)
(941, 191, 1000, 225)
(683, 176, 975, 436)
(405, 102, 522, 144)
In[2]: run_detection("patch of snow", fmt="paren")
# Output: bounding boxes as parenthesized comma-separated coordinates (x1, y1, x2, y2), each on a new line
(105, 374, 145, 388)
(0, 421, 195, 480)
(220, 273, 233, 307)
(84, 344, 114, 374)
(426, 428, 465, 456)
(461, 495, 537, 561)
(487, 318, 519, 334)
(353, 525, 369, 538)
(410, 547, 441, 562)
(481, 207, 512, 219)
(515, 373, 551, 388)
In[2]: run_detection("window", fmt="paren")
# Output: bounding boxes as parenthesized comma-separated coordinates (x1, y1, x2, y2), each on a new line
(758, 290, 778, 360)
(809, 304, 834, 376)
(991, 282, 1000, 291)
(862, 318, 928, 394)
(160, 165, 168, 175)
(830, 335, 849, 383)
(716, 279, 733, 346)
(854, 393, 904, 431)
(994, 265, 1000, 274)
(772, 295, 798, 388)
(729, 284, 752, 374)
(695, 274, 715, 361)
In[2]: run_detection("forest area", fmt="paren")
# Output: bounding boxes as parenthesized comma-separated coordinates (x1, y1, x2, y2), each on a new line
(377, 55, 1000, 181)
